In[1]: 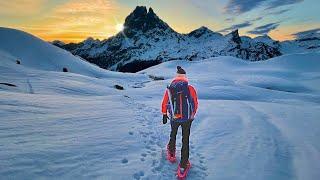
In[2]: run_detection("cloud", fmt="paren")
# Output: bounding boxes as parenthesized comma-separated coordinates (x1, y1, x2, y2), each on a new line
(247, 22, 280, 35)
(292, 28, 320, 39)
(225, 17, 235, 22)
(0, 0, 46, 17)
(266, 0, 303, 9)
(51, 0, 116, 41)
(53, 0, 115, 15)
(224, 12, 263, 25)
(16, 0, 119, 42)
(268, 9, 290, 15)
(225, 0, 268, 14)
(218, 21, 252, 33)
(225, 0, 303, 14)
(49, 0, 116, 27)
(251, 16, 263, 22)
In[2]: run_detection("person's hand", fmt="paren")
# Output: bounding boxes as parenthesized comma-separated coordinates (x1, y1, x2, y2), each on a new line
(162, 114, 168, 124)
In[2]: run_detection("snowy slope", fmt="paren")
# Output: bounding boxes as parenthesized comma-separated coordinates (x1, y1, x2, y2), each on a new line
(0, 27, 142, 79)
(1, 40, 320, 180)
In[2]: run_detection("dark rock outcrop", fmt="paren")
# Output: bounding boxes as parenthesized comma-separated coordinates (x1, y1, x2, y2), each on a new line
(123, 6, 172, 37)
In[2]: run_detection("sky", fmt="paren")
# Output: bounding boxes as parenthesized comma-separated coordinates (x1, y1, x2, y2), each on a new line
(1, 0, 319, 42)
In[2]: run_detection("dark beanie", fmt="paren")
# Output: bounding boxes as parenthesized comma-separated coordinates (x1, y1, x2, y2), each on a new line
(177, 66, 186, 74)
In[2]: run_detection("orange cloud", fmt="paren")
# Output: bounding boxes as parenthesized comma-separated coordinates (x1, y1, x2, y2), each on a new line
(54, 0, 115, 14)
(46, 0, 118, 29)
(15, 0, 121, 42)
(0, 0, 46, 17)
(268, 22, 320, 41)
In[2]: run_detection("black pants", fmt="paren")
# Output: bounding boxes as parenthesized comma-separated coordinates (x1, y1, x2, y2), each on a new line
(168, 120, 192, 168)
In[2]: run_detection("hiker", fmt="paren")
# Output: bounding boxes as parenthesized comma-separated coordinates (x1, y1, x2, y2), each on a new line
(161, 66, 198, 176)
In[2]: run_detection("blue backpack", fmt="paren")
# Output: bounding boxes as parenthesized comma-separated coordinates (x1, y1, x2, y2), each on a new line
(167, 80, 194, 122)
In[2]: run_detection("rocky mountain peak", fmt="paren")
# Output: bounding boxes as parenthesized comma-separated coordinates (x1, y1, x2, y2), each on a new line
(226, 29, 242, 44)
(51, 40, 65, 47)
(123, 6, 172, 37)
(188, 26, 214, 38)
(83, 37, 99, 46)
(254, 35, 274, 41)
(148, 7, 155, 16)
(84, 37, 94, 43)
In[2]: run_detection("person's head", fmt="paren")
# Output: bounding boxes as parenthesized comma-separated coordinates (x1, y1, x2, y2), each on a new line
(176, 66, 186, 76)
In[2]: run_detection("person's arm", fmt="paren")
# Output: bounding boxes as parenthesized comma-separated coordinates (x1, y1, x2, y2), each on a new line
(188, 85, 198, 115)
(161, 89, 169, 115)
(161, 90, 169, 124)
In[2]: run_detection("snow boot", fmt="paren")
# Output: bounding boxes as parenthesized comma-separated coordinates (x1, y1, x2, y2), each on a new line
(166, 144, 176, 163)
(177, 161, 191, 180)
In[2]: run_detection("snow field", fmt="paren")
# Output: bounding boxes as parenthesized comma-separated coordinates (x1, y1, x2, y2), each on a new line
(0, 27, 320, 179)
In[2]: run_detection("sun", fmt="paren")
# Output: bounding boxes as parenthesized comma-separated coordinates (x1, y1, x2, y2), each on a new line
(115, 24, 124, 32)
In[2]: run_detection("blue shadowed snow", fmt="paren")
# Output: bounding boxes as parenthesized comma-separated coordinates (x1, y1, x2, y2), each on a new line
(0, 27, 320, 180)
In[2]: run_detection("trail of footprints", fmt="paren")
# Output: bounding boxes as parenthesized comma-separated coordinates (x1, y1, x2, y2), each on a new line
(124, 96, 208, 179)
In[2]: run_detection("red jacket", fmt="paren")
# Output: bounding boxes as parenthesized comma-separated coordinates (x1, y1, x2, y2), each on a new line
(161, 75, 198, 120)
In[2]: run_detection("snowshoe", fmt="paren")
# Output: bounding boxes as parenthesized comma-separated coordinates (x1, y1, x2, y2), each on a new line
(177, 161, 191, 180)
(166, 144, 176, 163)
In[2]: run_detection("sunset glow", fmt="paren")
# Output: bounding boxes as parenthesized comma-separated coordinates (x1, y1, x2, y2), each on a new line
(0, 0, 319, 42)
(115, 23, 124, 32)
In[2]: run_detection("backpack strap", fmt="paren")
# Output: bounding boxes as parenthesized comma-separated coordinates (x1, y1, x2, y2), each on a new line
(166, 85, 174, 121)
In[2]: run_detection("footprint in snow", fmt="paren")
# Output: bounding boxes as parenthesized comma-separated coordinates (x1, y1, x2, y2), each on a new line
(133, 171, 144, 180)
(121, 158, 128, 164)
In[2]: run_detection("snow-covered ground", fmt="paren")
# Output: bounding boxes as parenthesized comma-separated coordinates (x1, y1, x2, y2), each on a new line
(0, 28, 320, 180)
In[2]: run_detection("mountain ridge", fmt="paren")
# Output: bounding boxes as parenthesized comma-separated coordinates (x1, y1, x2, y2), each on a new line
(52, 6, 319, 72)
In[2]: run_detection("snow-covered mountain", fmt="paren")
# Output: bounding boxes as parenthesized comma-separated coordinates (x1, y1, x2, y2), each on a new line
(53, 6, 284, 72)
(280, 34, 320, 54)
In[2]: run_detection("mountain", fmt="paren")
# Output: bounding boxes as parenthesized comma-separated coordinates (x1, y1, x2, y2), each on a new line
(280, 33, 320, 54)
(52, 6, 317, 72)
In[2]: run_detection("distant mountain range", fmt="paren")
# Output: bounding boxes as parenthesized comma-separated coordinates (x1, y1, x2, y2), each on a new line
(52, 6, 320, 72)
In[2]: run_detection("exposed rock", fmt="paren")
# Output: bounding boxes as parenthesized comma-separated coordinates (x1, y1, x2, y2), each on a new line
(148, 74, 165, 81)
(226, 29, 242, 44)
(123, 6, 172, 37)
(114, 84, 124, 90)
(0, 82, 17, 87)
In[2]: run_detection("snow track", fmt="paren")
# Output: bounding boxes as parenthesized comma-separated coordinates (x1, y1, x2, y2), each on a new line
(122, 94, 296, 180)
(189, 100, 297, 180)
(237, 102, 294, 179)
(0, 32, 319, 180)
(123, 95, 208, 179)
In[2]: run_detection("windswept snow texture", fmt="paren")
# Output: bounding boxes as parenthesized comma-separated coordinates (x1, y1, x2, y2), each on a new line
(1, 28, 320, 179)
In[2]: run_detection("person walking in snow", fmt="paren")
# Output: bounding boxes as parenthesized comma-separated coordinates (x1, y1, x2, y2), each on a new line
(161, 66, 198, 177)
